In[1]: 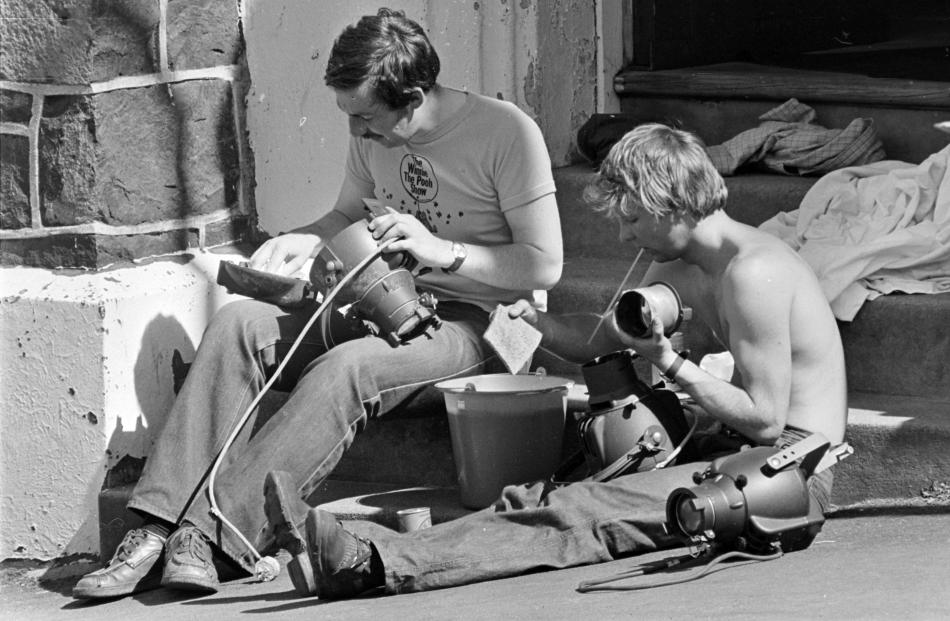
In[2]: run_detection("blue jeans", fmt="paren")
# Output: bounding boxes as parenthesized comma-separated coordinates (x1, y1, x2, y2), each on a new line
(360, 428, 834, 593)
(128, 299, 493, 572)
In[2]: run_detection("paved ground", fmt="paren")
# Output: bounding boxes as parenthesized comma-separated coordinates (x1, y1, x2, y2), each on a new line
(2, 506, 948, 621)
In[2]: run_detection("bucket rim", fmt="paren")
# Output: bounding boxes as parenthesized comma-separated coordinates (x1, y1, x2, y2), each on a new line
(435, 373, 574, 396)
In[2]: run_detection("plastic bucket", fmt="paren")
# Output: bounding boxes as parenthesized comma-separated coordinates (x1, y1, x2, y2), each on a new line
(435, 373, 574, 509)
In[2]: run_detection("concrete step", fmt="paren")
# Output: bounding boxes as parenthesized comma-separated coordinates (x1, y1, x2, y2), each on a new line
(324, 388, 950, 512)
(555, 163, 817, 261)
(613, 62, 950, 165)
(315, 389, 950, 526)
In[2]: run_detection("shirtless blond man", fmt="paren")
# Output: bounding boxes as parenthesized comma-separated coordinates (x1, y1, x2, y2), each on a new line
(528, 123, 846, 448)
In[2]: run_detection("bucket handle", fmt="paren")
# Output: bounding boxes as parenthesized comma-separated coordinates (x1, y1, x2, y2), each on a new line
(461, 367, 551, 393)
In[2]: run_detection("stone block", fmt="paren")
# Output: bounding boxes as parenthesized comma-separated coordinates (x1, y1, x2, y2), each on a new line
(38, 95, 104, 226)
(90, 0, 161, 80)
(38, 81, 240, 227)
(40, 89, 177, 226)
(167, 0, 242, 69)
(0, 89, 33, 123)
(0, 225, 251, 270)
(0, 230, 202, 269)
(166, 79, 241, 215)
(0, 134, 31, 229)
(0, 0, 95, 83)
(0, 0, 244, 85)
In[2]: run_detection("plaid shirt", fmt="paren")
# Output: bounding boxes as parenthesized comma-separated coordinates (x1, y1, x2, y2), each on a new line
(706, 98, 886, 176)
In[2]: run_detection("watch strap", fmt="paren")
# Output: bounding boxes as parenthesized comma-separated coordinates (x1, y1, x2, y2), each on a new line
(442, 242, 467, 273)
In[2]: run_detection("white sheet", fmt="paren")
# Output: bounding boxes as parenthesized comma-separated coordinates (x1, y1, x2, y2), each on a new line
(759, 144, 950, 320)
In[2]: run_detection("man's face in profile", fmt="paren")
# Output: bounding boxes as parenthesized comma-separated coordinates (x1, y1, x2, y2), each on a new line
(335, 83, 414, 148)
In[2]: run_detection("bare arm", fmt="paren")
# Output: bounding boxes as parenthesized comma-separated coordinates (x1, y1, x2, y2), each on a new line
(505, 257, 692, 363)
(371, 192, 563, 290)
(248, 174, 366, 275)
(618, 258, 793, 444)
(505, 301, 626, 363)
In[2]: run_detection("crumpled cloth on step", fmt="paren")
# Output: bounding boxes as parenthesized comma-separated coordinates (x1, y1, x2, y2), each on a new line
(759, 144, 950, 321)
(706, 98, 886, 176)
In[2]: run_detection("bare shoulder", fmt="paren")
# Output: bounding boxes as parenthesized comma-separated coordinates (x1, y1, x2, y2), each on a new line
(723, 231, 805, 293)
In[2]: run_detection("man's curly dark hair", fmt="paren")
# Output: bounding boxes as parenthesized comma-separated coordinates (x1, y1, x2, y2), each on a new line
(324, 8, 440, 109)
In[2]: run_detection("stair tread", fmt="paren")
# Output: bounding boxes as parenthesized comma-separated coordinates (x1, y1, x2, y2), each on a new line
(553, 256, 950, 313)
(555, 163, 818, 260)
(614, 62, 950, 109)
(608, 99, 947, 165)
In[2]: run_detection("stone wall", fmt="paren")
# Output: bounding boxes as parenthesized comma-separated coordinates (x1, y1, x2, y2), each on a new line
(0, 0, 254, 269)
(0, 0, 255, 561)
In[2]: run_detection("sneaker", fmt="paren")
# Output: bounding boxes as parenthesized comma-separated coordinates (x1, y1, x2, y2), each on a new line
(263, 470, 316, 596)
(72, 528, 165, 599)
(305, 508, 383, 599)
(161, 525, 219, 593)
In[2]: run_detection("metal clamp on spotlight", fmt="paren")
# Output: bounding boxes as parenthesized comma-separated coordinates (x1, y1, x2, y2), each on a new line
(309, 220, 441, 347)
(554, 350, 696, 483)
(666, 433, 849, 555)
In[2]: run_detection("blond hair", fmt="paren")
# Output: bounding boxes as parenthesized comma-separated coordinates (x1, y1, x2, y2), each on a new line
(583, 123, 727, 221)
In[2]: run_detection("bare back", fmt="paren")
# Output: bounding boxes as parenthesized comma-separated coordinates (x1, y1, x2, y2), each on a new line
(647, 222, 847, 444)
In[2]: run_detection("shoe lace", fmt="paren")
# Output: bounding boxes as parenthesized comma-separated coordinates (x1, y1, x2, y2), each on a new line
(340, 535, 373, 573)
(112, 529, 149, 563)
(175, 528, 213, 564)
(325, 534, 377, 597)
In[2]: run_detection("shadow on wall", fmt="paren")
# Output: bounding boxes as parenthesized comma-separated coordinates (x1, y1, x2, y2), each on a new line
(52, 313, 197, 571)
(165, 16, 245, 226)
(131, 313, 198, 463)
(118, 0, 246, 226)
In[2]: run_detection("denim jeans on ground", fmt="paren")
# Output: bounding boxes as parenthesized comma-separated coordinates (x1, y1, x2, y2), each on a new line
(362, 427, 834, 593)
(128, 299, 493, 572)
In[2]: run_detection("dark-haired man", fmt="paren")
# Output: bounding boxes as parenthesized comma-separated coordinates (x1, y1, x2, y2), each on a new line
(73, 8, 561, 600)
(273, 123, 847, 598)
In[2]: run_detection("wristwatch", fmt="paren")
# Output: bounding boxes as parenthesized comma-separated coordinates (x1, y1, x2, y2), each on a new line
(442, 241, 467, 273)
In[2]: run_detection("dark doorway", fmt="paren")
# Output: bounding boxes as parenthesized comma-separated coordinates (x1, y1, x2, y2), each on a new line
(628, 0, 950, 81)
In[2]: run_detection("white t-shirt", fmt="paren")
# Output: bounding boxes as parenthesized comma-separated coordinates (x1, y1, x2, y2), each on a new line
(337, 89, 557, 311)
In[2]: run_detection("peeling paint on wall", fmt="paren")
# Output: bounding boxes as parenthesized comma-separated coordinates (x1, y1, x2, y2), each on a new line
(534, 0, 597, 165)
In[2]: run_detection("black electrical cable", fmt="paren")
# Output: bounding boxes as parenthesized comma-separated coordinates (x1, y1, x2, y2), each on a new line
(576, 548, 784, 593)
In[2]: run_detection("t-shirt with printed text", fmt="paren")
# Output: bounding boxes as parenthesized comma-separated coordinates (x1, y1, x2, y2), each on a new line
(337, 89, 557, 311)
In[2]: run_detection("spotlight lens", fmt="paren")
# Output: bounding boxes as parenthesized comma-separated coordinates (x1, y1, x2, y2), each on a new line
(676, 497, 705, 535)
